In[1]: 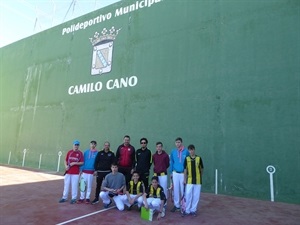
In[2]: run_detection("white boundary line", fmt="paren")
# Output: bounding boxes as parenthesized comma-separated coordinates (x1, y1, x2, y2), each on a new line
(56, 206, 116, 225)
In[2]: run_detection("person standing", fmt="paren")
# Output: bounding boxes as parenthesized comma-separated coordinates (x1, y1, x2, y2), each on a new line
(77, 140, 98, 204)
(100, 163, 126, 210)
(169, 137, 189, 212)
(116, 135, 136, 184)
(92, 141, 115, 204)
(152, 141, 169, 199)
(135, 137, 152, 188)
(183, 144, 204, 217)
(59, 140, 84, 204)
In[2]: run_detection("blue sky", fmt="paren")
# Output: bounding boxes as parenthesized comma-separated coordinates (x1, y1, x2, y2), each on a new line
(0, 0, 119, 48)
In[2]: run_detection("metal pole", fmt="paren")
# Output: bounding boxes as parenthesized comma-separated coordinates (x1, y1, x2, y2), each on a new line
(38, 154, 42, 169)
(8, 151, 11, 164)
(22, 149, 27, 167)
(57, 151, 62, 172)
(215, 169, 218, 194)
(266, 165, 276, 202)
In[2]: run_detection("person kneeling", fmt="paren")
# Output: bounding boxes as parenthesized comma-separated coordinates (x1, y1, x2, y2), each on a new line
(100, 163, 126, 210)
(123, 171, 144, 210)
(143, 176, 166, 220)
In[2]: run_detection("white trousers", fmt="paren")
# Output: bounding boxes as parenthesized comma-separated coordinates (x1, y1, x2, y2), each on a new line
(172, 171, 184, 208)
(100, 191, 125, 211)
(79, 173, 94, 200)
(62, 174, 79, 200)
(185, 184, 201, 213)
(123, 194, 143, 207)
(145, 197, 162, 211)
(158, 175, 168, 199)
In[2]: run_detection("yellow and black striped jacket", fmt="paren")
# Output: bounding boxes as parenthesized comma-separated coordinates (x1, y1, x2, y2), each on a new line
(185, 155, 203, 184)
(128, 180, 143, 195)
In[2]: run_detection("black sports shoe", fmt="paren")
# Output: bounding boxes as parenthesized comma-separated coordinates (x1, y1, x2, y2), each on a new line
(170, 206, 180, 212)
(59, 198, 67, 203)
(104, 200, 112, 208)
(190, 212, 197, 217)
(127, 201, 137, 211)
(181, 211, 188, 217)
(91, 198, 99, 205)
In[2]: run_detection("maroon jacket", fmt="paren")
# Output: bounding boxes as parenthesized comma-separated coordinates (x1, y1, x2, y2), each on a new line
(116, 144, 136, 168)
(152, 150, 169, 174)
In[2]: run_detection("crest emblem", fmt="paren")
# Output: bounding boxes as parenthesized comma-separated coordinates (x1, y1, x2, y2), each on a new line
(90, 27, 121, 75)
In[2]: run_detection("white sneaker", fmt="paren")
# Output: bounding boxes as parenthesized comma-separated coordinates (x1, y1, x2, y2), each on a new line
(161, 208, 166, 217)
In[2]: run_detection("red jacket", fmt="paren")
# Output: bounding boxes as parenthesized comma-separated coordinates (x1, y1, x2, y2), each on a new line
(116, 144, 136, 168)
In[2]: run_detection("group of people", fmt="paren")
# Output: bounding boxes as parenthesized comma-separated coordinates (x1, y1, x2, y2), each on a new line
(59, 136, 204, 220)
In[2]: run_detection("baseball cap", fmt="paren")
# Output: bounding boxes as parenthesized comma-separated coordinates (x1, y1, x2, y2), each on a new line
(73, 140, 80, 145)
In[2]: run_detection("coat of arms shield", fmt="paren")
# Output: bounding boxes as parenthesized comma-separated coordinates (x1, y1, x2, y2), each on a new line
(91, 41, 113, 75)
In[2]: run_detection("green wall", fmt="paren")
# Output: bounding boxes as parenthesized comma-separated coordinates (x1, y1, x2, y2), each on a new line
(0, 0, 299, 204)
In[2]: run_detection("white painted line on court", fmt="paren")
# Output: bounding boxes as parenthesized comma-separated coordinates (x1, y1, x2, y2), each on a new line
(56, 206, 116, 225)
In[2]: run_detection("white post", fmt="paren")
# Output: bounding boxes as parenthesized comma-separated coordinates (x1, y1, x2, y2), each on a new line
(215, 169, 218, 194)
(266, 165, 276, 202)
(8, 151, 11, 164)
(57, 151, 62, 172)
(22, 149, 27, 167)
(38, 154, 42, 169)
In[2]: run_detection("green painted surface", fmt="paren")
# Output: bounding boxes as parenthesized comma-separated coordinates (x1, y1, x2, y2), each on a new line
(0, 0, 299, 204)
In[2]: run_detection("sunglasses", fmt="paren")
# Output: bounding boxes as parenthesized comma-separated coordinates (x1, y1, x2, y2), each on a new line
(140, 142, 146, 144)
(74, 144, 79, 146)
